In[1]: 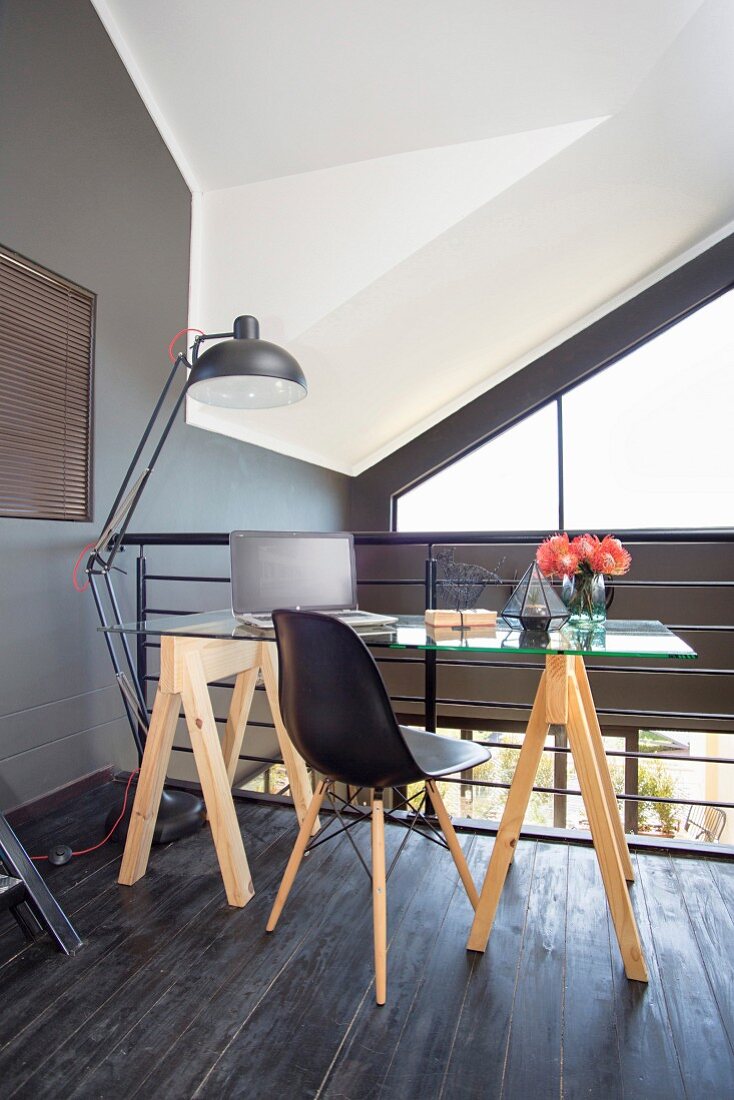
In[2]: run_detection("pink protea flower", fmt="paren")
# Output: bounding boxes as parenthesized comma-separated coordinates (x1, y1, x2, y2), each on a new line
(590, 535, 631, 576)
(536, 533, 580, 578)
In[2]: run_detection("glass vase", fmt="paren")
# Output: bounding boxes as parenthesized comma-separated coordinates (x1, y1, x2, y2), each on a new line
(561, 571, 606, 624)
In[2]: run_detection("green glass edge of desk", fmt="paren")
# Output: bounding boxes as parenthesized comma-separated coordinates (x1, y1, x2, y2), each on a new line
(101, 613, 698, 661)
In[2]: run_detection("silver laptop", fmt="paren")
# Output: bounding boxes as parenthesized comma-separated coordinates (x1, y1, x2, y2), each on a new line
(230, 531, 398, 631)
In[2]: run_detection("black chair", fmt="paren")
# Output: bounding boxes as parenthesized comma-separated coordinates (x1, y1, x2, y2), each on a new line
(266, 609, 491, 1005)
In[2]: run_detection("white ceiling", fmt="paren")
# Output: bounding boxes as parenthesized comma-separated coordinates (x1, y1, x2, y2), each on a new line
(93, 0, 734, 476)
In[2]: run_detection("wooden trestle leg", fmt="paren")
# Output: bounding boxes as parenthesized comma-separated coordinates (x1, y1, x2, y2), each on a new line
(181, 649, 254, 908)
(574, 656, 634, 882)
(119, 631, 320, 908)
(566, 665, 647, 980)
(426, 780, 480, 909)
(467, 673, 549, 952)
(260, 643, 319, 834)
(119, 686, 181, 888)
(467, 655, 647, 982)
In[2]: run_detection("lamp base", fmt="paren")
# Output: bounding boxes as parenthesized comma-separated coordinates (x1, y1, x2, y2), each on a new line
(106, 785, 206, 845)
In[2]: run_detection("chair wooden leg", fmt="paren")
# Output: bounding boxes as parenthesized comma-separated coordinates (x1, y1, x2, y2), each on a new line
(372, 790, 387, 1006)
(266, 780, 328, 933)
(426, 780, 479, 909)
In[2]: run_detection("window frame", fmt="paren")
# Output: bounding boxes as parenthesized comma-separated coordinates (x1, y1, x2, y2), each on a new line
(0, 243, 96, 523)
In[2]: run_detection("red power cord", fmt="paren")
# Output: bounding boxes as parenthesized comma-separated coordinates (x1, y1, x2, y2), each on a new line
(31, 769, 139, 862)
(168, 326, 205, 364)
(72, 541, 96, 592)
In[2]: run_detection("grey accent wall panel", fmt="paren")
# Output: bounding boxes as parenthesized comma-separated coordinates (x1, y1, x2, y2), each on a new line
(0, 0, 348, 810)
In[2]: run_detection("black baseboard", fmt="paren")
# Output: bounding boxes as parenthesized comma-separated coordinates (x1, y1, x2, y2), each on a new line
(5, 766, 115, 828)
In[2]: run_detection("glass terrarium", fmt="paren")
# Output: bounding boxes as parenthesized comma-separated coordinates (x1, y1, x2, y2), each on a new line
(500, 562, 570, 633)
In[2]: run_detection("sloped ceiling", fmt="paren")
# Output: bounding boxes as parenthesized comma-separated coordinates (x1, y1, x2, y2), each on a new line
(92, 0, 734, 475)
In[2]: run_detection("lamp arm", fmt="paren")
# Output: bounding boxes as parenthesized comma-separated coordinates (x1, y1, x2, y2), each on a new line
(88, 353, 192, 575)
(84, 349, 196, 759)
(191, 329, 233, 364)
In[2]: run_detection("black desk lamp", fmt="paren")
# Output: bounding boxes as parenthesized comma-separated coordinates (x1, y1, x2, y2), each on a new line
(87, 316, 307, 842)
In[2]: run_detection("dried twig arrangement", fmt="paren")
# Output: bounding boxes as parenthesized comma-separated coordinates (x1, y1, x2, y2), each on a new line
(435, 548, 504, 611)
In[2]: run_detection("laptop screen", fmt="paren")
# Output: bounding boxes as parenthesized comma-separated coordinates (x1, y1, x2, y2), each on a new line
(230, 531, 357, 614)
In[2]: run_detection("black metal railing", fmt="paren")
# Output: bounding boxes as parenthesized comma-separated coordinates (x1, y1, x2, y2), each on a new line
(120, 530, 734, 854)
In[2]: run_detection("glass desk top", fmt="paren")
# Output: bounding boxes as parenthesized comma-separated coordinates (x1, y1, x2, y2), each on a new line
(102, 612, 697, 660)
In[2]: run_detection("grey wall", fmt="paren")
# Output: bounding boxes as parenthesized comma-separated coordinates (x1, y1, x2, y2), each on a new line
(350, 233, 734, 531)
(0, 0, 349, 811)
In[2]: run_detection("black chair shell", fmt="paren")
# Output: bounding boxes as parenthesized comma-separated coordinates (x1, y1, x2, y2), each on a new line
(273, 609, 487, 789)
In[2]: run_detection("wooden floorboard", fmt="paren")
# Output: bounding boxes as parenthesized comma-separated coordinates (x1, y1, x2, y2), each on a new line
(1, 785, 733, 1100)
(500, 842, 568, 1100)
(188, 825, 435, 1099)
(637, 853, 734, 1097)
(605, 853, 685, 1100)
(11, 810, 294, 1097)
(672, 857, 734, 1056)
(441, 838, 537, 1100)
(561, 844, 622, 1100)
(366, 836, 485, 1100)
(318, 835, 481, 1100)
(76, 818, 371, 1098)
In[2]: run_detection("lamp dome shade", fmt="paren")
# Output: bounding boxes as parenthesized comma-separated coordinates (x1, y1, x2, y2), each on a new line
(187, 316, 307, 409)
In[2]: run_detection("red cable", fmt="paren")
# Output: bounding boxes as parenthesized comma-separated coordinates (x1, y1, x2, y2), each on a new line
(31, 769, 139, 861)
(168, 326, 205, 364)
(72, 541, 96, 592)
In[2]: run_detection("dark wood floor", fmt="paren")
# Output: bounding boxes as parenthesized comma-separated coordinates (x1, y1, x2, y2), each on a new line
(1, 784, 733, 1099)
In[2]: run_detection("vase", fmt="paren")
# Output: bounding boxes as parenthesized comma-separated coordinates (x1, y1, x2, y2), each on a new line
(561, 571, 606, 624)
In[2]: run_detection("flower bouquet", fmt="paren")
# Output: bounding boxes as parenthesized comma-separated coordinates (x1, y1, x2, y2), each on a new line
(536, 533, 631, 624)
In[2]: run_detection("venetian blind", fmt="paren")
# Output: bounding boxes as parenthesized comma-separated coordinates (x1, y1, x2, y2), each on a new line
(0, 246, 94, 520)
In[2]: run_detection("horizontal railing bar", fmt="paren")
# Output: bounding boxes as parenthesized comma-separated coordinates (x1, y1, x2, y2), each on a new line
(120, 529, 734, 547)
(145, 706, 274, 730)
(392, 694, 734, 722)
(354, 530, 734, 545)
(170, 746, 281, 765)
(473, 741, 734, 766)
(146, 573, 733, 590)
(436, 774, 734, 809)
(359, 577, 734, 589)
(140, 571, 734, 591)
(142, 608, 195, 616)
(145, 574, 230, 583)
(432, 657, 734, 676)
(667, 624, 734, 632)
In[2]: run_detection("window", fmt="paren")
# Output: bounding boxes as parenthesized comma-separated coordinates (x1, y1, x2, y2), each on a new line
(562, 288, 734, 529)
(394, 287, 734, 533)
(0, 245, 95, 520)
(395, 404, 558, 532)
